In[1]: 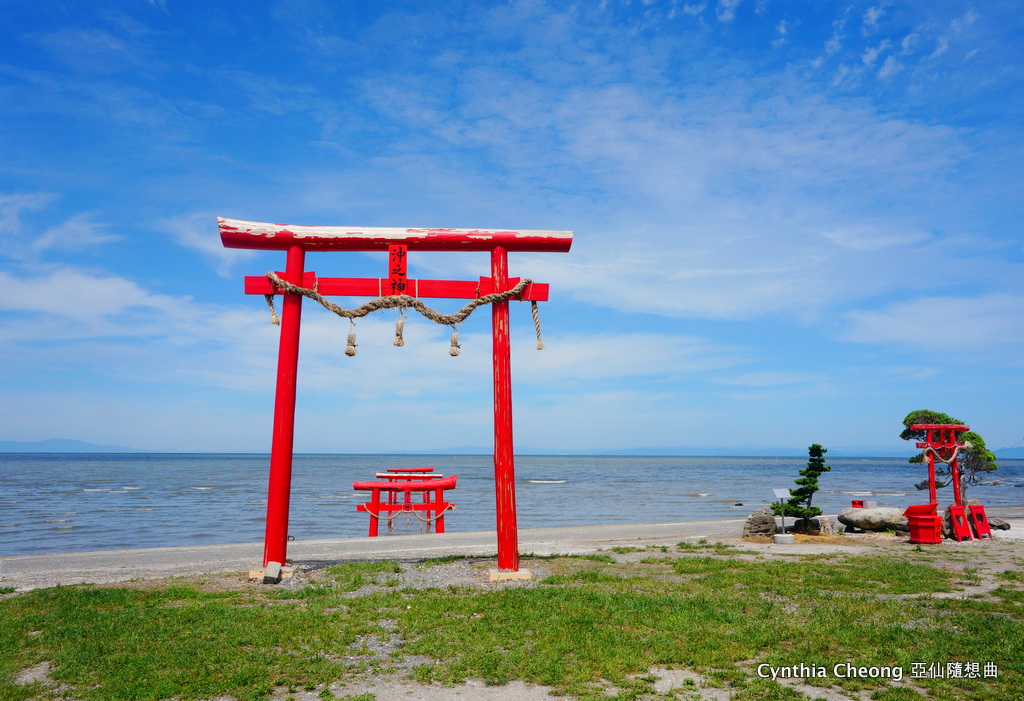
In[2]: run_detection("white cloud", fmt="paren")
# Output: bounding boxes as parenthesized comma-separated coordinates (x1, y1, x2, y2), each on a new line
(161, 212, 257, 278)
(0, 194, 117, 260)
(862, 4, 887, 33)
(718, 371, 824, 387)
(929, 36, 950, 59)
(513, 331, 748, 383)
(951, 9, 978, 34)
(772, 20, 787, 48)
(878, 54, 902, 79)
(819, 224, 930, 251)
(0, 192, 56, 258)
(716, 0, 742, 22)
(32, 213, 118, 253)
(0, 192, 53, 236)
(841, 294, 1024, 356)
(861, 39, 891, 66)
(0, 267, 182, 334)
(900, 32, 919, 55)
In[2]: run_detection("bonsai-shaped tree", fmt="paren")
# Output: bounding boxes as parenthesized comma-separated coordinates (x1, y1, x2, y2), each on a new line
(772, 444, 831, 530)
(900, 409, 998, 501)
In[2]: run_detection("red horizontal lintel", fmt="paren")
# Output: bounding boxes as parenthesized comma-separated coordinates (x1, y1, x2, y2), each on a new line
(908, 424, 970, 431)
(219, 217, 573, 253)
(245, 274, 550, 301)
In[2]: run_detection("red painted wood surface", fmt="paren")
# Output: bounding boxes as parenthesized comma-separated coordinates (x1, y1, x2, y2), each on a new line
(910, 423, 970, 508)
(968, 505, 993, 539)
(491, 245, 519, 572)
(263, 245, 305, 567)
(353, 474, 458, 492)
(245, 275, 550, 301)
(229, 216, 572, 572)
(354, 474, 458, 537)
(220, 217, 573, 253)
(948, 505, 974, 541)
(388, 244, 409, 295)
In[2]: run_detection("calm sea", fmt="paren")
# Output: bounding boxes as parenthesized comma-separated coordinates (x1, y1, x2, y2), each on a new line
(1, 454, 1022, 556)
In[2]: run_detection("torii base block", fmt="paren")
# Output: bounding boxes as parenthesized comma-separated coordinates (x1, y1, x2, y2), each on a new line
(489, 568, 533, 582)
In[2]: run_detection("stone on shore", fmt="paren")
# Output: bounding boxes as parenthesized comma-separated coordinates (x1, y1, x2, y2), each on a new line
(793, 516, 838, 535)
(988, 517, 1011, 531)
(742, 508, 777, 537)
(837, 507, 908, 532)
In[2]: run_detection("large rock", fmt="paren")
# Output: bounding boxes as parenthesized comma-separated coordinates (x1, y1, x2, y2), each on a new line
(743, 508, 778, 537)
(793, 516, 838, 535)
(837, 507, 908, 532)
(988, 517, 1011, 531)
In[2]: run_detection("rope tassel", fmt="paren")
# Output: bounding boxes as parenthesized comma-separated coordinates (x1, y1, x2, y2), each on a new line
(345, 329, 358, 357)
(394, 318, 405, 347)
(265, 295, 280, 326)
(449, 328, 461, 356)
(531, 301, 544, 350)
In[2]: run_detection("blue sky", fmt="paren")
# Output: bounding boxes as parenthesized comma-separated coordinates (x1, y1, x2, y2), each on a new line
(1, 0, 1022, 454)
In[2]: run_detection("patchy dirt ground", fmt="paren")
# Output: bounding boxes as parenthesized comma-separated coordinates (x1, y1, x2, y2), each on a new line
(11, 528, 1023, 701)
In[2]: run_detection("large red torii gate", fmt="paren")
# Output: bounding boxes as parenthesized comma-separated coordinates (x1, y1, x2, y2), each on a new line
(219, 218, 573, 573)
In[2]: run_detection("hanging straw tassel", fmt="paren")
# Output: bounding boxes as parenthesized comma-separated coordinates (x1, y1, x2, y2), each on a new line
(345, 329, 358, 357)
(394, 318, 405, 346)
(449, 327, 461, 356)
(265, 295, 280, 326)
(531, 301, 544, 350)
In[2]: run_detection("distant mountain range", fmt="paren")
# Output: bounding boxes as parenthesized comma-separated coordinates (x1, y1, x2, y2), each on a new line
(0, 439, 145, 453)
(4, 438, 1024, 458)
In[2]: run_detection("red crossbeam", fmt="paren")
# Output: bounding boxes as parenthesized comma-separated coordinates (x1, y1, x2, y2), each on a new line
(244, 273, 549, 301)
(353, 474, 458, 492)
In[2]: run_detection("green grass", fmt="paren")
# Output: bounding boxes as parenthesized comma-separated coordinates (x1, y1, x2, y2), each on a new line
(2, 553, 1022, 701)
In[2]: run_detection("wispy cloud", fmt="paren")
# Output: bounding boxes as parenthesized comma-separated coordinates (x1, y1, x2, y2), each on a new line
(0, 193, 116, 261)
(161, 213, 256, 279)
(716, 0, 743, 23)
(841, 294, 1024, 358)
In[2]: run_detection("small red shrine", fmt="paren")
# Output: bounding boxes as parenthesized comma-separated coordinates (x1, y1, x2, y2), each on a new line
(905, 423, 992, 543)
(219, 218, 573, 573)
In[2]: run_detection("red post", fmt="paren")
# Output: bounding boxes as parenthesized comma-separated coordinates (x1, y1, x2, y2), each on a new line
(263, 245, 305, 567)
(948, 428, 964, 507)
(491, 245, 519, 571)
(926, 428, 937, 504)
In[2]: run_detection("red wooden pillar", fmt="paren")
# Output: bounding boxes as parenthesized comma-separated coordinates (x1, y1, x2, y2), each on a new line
(948, 428, 964, 507)
(263, 245, 305, 567)
(491, 245, 519, 571)
(926, 428, 938, 505)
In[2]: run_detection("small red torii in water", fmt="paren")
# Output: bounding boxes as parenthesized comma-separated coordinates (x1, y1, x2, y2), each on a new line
(219, 218, 573, 574)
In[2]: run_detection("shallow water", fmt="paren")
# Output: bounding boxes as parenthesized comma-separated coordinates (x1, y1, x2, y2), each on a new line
(1, 453, 1022, 555)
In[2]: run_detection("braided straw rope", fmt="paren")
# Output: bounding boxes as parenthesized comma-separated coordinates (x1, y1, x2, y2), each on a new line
(921, 444, 967, 465)
(364, 504, 455, 524)
(263, 271, 545, 351)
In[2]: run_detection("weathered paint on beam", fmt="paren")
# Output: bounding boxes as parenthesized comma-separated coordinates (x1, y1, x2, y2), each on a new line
(244, 275, 551, 301)
(219, 217, 574, 253)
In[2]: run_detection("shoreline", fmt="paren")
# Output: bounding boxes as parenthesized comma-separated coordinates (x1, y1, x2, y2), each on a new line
(3, 507, 1023, 591)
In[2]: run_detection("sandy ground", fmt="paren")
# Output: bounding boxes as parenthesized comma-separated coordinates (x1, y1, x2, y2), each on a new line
(5, 510, 1024, 701)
